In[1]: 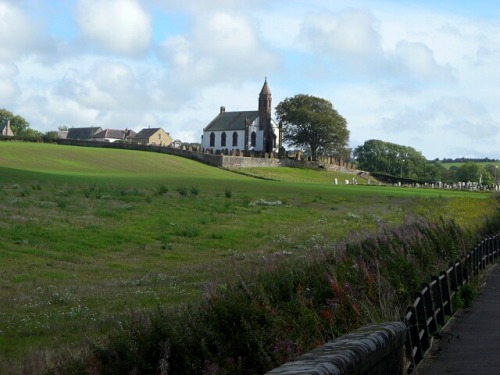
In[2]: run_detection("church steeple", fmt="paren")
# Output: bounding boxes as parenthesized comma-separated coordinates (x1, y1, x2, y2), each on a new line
(259, 77, 272, 130)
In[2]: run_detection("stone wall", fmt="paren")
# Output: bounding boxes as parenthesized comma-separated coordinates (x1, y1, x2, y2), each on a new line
(265, 322, 407, 375)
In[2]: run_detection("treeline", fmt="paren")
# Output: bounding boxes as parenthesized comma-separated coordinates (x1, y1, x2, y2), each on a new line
(354, 139, 500, 184)
(437, 157, 499, 163)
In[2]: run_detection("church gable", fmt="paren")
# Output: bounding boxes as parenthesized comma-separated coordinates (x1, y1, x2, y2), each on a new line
(204, 110, 258, 132)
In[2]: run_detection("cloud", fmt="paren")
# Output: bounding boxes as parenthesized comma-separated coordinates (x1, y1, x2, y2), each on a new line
(388, 41, 455, 82)
(0, 2, 53, 60)
(157, 9, 279, 87)
(297, 9, 383, 72)
(51, 59, 181, 115)
(76, 0, 152, 57)
(0, 62, 20, 107)
(381, 96, 499, 140)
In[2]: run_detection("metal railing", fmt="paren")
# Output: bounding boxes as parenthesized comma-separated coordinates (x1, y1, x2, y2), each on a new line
(404, 234, 500, 372)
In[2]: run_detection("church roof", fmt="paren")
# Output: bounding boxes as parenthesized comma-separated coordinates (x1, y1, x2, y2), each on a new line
(204, 110, 259, 132)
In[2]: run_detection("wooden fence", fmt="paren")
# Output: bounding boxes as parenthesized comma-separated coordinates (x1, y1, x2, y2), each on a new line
(404, 234, 500, 372)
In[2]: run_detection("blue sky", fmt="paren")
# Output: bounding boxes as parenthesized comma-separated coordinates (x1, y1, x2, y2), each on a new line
(2, 0, 500, 159)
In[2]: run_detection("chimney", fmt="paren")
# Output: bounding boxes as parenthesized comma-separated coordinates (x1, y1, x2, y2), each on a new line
(220, 106, 225, 114)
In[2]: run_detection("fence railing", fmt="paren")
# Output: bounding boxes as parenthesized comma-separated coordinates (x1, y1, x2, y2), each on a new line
(404, 234, 500, 372)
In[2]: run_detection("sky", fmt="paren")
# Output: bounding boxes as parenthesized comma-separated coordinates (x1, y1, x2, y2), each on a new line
(2, 0, 500, 160)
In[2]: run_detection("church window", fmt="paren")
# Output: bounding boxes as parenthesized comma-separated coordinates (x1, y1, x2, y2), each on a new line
(210, 132, 215, 147)
(251, 132, 256, 147)
(232, 132, 238, 147)
(221, 132, 226, 147)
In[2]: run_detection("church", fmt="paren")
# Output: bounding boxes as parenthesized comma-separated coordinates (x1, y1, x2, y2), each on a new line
(201, 79, 281, 154)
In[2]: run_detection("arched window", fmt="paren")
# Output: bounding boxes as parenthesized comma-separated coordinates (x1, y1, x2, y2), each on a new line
(232, 132, 238, 147)
(273, 133, 277, 148)
(221, 132, 226, 147)
(210, 132, 215, 147)
(251, 132, 256, 147)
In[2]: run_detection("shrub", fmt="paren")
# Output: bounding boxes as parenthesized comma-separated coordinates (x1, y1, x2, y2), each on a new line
(176, 186, 188, 196)
(156, 184, 169, 195)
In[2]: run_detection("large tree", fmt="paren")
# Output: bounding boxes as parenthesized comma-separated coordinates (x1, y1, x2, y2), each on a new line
(456, 162, 493, 185)
(0, 108, 30, 135)
(275, 94, 349, 161)
(354, 139, 438, 180)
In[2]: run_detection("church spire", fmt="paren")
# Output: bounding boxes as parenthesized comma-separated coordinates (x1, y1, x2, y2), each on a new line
(259, 77, 272, 130)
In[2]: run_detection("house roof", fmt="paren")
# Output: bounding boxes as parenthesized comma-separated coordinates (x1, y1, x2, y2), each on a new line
(67, 127, 102, 140)
(133, 127, 166, 139)
(204, 110, 259, 132)
(92, 128, 131, 140)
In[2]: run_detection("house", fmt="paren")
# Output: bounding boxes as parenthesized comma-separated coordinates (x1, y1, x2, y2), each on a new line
(92, 128, 136, 143)
(132, 128, 172, 146)
(201, 78, 281, 153)
(0, 119, 14, 136)
(66, 127, 102, 140)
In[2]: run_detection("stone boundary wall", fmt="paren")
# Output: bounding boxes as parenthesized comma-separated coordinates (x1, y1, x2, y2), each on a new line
(265, 322, 406, 375)
(56, 139, 368, 176)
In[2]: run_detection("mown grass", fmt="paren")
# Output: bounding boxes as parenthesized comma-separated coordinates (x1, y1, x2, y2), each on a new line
(0, 142, 498, 373)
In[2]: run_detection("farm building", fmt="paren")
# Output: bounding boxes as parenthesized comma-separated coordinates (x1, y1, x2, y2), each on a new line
(201, 79, 280, 154)
(132, 128, 172, 146)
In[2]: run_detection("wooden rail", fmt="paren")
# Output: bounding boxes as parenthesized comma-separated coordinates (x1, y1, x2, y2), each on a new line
(404, 234, 500, 372)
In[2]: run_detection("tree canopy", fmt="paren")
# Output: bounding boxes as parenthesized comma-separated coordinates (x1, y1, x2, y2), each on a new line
(456, 162, 493, 185)
(0, 108, 30, 135)
(354, 139, 441, 180)
(275, 94, 349, 161)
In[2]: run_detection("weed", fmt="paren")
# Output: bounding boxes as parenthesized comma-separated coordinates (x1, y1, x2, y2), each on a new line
(157, 184, 169, 195)
(176, 186, 188, 196)
(224, 188, 232, 198)
(453, 283, 477, 309)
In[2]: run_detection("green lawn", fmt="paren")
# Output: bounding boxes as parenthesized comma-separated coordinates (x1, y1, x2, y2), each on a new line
(0, 142, 498, 371)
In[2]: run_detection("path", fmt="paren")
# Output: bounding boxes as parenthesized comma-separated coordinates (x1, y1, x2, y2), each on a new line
(414, 265, 500, 375)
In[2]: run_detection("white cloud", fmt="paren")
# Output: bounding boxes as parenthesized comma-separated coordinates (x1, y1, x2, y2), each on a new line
(157, 9, 279, 86)
(0, 62, 20, 105)
(300, 9, 381, 57)
(388, 41, 455, 82)
(76, 0, 152, 57)
(0, 2, 52, 60)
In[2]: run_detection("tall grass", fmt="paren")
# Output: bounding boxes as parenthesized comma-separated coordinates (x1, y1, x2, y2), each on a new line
(39, 215, 492, 375)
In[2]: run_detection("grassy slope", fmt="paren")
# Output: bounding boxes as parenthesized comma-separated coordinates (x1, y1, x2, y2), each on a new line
(0, 142, 497, 370)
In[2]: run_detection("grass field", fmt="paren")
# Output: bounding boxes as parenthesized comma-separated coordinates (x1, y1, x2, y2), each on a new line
(0, 142, 498, 371)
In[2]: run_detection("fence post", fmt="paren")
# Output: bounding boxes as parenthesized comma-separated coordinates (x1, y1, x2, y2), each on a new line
(481, 239, 486, 271)
(455, 260, 464, 288)
(414, 292, 431, 353)
(405, 306, 423, 368)
(488, 236, 494, 264)
(439, 271, 453, 317)
(431, 275, 445, 326)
